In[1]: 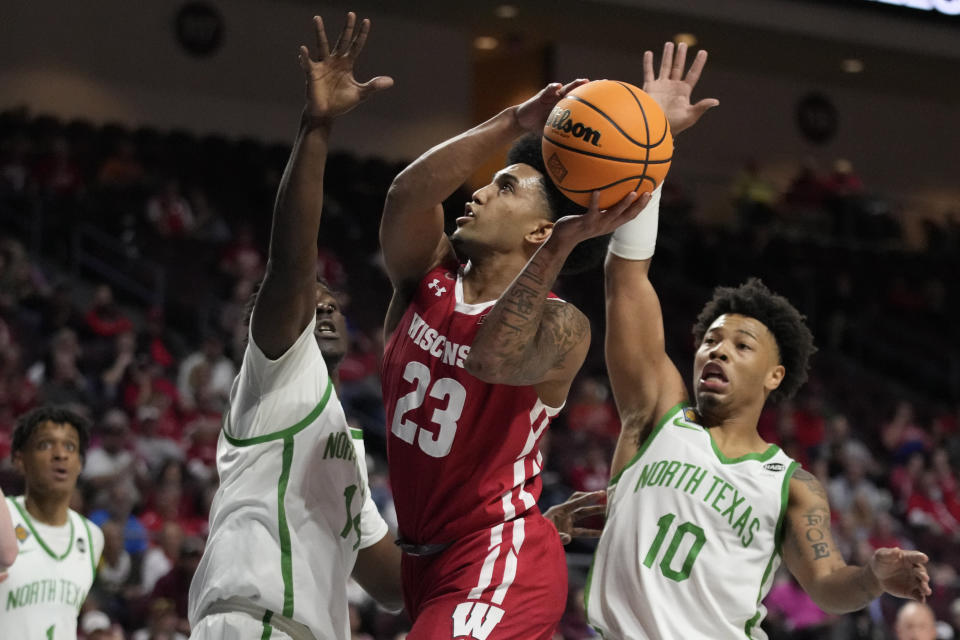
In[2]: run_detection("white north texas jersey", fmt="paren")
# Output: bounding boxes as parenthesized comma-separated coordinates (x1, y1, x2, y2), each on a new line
(2, 496, 104, 640)
(586, 404, 798, 640)
(188, 317, 389, 640)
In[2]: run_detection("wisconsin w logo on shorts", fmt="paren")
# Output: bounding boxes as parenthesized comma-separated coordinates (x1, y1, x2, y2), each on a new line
(451, 601, 505, 640)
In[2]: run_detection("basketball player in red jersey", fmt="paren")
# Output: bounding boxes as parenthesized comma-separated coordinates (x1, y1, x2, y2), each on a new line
(378, 79, 654, 635)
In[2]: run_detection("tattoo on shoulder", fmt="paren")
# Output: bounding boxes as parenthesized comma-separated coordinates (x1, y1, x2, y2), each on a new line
(792, 468, 828, 501)
(542, 301, 589, 370)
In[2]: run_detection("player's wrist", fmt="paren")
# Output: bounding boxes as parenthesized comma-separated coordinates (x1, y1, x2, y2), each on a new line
(861, 561, 884, 599)
(608, 183, 662, 260)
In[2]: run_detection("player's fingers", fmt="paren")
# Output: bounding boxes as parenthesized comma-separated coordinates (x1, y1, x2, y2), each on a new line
(588, 190, 602, 213)
(623, 192, 652, 221)
(348, 17, 370, 57)
(642, 50, 655, 85)
(902, 550, 929, 564)
(333, 11, 356, 55)
(571, 527, 603, 538)
(560, 78, 589, 97)
(685, 49, 708, 85)
(359, 75, 395, 95)
(571, 504, 607, 520)
(605, 191, 638, 216)
(671, 42, 688, 80)
(313, 16, 330, 59)
(558, 532, 572, 545)
(298, 46, 312, 71)
(658, 42, 673, 79)
(564, 490, 606, 508)
(538, 82, 563, 104)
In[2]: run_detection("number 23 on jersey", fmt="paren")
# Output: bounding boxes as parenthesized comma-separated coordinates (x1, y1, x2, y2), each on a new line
(390, 361, 466, 458)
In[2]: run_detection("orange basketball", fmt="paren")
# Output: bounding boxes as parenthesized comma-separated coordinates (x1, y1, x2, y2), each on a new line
(541, 80, 673, 208)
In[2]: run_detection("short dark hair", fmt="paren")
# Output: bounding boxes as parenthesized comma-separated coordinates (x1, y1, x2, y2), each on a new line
(506, 134, 606, 275)
(12, 405, 91, 459)
(692, 278, 816, 402)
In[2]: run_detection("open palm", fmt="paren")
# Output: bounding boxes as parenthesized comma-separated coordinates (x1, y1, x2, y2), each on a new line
(643, 42, 718, 136)
(298, 13, 393, 121)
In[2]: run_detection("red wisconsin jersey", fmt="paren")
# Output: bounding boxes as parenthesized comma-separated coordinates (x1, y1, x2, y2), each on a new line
(382, 266, 562, 544)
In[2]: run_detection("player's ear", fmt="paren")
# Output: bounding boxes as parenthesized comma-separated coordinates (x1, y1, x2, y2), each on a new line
(525, 220, 554, 246)
(11, 450, 23, 475)
(764, 364, 785, 393)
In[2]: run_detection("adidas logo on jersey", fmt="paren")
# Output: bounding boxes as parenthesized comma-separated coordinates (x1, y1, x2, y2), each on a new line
(406, 311, 471, 368)
(451, 601, 505, 639)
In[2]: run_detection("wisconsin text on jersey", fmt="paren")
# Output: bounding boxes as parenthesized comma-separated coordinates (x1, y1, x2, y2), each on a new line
(405, 311, 471, 368)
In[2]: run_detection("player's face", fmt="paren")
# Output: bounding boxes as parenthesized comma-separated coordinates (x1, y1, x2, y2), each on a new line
(13, 421, 83, 498)
(315, 284, 348, 371)
(451, 163, 553, 258)
(692, 314, 784, 418)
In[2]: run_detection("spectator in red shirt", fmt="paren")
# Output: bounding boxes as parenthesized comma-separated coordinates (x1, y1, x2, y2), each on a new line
(151, 536, 204, 636)
(145, 178, 194, 238)
(567, 377, 620, 444)
(86, 285, 133, 338)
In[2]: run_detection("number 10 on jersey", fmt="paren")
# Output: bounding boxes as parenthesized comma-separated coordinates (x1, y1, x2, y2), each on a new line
(391, 361, 466, 458)
(643, 513, 707, 582)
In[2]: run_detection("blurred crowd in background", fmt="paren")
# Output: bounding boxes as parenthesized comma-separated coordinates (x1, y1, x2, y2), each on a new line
(1, 110, 959, 639)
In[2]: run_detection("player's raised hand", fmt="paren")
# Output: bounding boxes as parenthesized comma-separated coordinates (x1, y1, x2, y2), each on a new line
(544, 490, 607, 545)
(514, 79, 590, 133)
(869, 548, 932, 602)
(643, 42, 719, 136)
(551, 190, 652, 247)
(298, 12, 394, 122)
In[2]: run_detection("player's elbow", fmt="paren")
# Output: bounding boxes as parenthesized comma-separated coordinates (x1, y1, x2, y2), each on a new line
(464, 352, 524, 385)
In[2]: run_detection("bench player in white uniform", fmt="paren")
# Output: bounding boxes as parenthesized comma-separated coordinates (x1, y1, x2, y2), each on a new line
(546, 42, 931, 639)
(187, 11, 401, 640)
(2, 406, 105, 640)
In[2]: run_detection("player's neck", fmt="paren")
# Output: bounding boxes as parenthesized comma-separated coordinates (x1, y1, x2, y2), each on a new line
(461, 253, 532, 304)
(699, 407, 768, 457)
(24, 490, 71, 526)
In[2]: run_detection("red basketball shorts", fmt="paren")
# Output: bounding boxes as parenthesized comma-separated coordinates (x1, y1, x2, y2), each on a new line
(402, 514, 567, 640)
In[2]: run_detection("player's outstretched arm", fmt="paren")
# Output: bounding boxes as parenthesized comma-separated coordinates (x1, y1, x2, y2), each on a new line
(603, 41, 718, 477)
(252, 12, 392, 358)
(782, 468, 931, 614)
(380, 80, 588, 336)
(466, 191, 649, 407)
(0, 488, 17, 580)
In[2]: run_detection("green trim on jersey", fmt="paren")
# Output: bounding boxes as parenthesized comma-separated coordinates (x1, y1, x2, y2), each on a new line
(744, 460, 799, 637)
(224, 377, 334, 446)
(706, 431, 781, 465)
(608, 402, 686, 487)
(350, 427, 363, 440)
(260, 610, 274, 640)
(278, 437, 295, 619)
(587, 402, 686, 621)
(81, 516, 97, 581)
(583, 553, 597, 627)
(12, 497, 75, 560)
